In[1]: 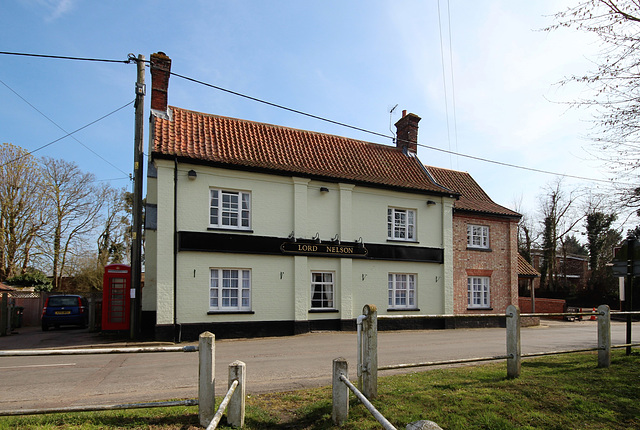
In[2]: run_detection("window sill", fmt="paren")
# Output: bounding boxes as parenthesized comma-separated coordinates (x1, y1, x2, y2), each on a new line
(308, 309, 339, 313)
(207, 310, 255, 315)
(466, 308, 493, 311)
(207, 227, 254, 233)
(466, 246, 492, 252)
(387, 239, 419, 244)
(387, 308, 420, 312)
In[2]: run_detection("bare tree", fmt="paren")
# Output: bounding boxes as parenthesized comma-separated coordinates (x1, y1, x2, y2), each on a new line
(538, 180, 584, 291)
(545, 1, 640, 210)
(97, 188, 131, 267)
(513, 196, 537, 263)
(39, 157, 107, 289)
(0, 143, 48, 281)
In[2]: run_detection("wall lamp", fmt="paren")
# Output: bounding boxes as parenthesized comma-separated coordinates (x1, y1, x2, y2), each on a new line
(320, 186, 329, 193)
(426, 200, 436, 206)
(188, 169, 197, 180)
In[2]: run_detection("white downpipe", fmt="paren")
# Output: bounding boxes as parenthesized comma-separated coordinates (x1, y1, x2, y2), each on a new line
(356, 314, 366, 381)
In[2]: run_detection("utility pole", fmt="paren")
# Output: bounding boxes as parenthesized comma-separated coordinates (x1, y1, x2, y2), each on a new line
(131, 54, 145, 339)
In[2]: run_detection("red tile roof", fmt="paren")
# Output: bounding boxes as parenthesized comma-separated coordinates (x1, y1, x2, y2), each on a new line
(0, 282, 15, 292)
(518, 254, 540, 277)
(425, 166, 521, 218)
(152, 107, 453, 195)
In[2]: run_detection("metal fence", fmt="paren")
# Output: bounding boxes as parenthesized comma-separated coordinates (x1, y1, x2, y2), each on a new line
(0, 331, 245, 429)
(332, 357, 443, 430)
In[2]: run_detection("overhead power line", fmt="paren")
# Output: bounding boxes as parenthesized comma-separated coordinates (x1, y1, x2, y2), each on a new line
(169, 70, 623, 186)
(169, 71, 392, 141)
(0, 50, 621, 186)
(0, 51, 133, 64)
(0, 100, 135, 169)
(0, 78, 130, 176)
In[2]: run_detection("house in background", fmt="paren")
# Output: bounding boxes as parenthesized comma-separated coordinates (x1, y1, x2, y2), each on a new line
(425, 166, 522, 322)
(143, 53, 459, 341)
(530, 250, 590, 294)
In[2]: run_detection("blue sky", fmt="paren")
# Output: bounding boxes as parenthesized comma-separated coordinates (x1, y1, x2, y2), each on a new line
(1, 1, 615, 230)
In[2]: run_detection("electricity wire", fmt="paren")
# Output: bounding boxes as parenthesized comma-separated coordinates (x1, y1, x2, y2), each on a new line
(169, 70, 623, 186)
(437, 0, 453, 168)
(0, 51, 132, 64)
(0, 78, 130, 176)
(0, 50, 623, 186)
(0, 100, 135, 168)
(446, 0, 460, 170)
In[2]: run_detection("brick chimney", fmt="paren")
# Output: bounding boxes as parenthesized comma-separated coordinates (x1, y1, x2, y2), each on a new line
(150, 52, 172, 112)
(395, 110, 421, 153)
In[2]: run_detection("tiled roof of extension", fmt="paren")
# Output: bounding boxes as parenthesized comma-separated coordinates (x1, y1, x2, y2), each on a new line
(151, 106, 453, 195)
(518, 254, 540, 278)
(426, 165, 521, 218)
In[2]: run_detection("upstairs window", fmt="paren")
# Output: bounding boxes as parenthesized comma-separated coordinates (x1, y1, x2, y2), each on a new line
(210, 189, 251, 230)
(467, 224, 489, 249)
(387, 207, 416, 241)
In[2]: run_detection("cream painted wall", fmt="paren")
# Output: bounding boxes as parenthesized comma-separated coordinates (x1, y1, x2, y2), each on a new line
(175, 167, 295, 237)
(350, 259, 446, 315)
(351, 188, 445, 248)
(150, 160, 181, 324)
(145, 160, 456, 325)
(176, 253, 295, 323)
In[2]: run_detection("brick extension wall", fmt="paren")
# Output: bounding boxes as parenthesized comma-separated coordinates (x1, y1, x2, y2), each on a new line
(453, 213, 519, 314)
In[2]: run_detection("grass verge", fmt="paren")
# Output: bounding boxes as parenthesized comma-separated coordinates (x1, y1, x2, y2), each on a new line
(0, 350, 638, 429)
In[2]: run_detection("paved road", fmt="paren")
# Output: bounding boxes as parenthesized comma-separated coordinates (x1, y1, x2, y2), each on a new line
(0, 320, 637, 412)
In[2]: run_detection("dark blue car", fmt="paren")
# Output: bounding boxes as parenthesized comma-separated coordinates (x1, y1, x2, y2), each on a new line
(41, 295, 88, 331)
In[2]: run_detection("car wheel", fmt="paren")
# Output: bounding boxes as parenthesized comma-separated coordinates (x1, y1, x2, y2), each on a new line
(42, 324, 48, 331)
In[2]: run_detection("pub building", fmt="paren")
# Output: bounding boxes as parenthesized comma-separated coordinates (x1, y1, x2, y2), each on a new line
(144, 52, 463, 341)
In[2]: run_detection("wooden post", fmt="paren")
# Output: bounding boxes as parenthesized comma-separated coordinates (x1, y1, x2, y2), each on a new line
(227, 360, 246, 428)
(597, 305, 611, 368)
(361, 304, 378, 399)
(332, 357, 349, 426)
(506, 305, 521, 379)
(198, 332, 215, 427)
(1, 293, 8, 336)
(88, 296, 96, 332)
(130, 53, 145, 340)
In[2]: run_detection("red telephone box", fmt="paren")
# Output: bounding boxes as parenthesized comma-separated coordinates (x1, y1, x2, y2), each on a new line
(102, 264, 131, 331)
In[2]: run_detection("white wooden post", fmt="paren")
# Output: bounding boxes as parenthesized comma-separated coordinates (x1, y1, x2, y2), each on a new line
(361, 304, 378, 399)
(506, 305, 521, 379)
(598, 305, 611, 368)
(227, 360, 246, 428)
(199, 331, 216, 427)
(332, 357, 349, 426)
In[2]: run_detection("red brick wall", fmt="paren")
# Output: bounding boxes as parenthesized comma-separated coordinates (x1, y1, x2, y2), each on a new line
(453, 214, 518, 314)
(519, 297, 566, 317)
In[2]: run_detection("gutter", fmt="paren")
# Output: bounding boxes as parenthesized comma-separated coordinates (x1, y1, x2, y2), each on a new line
(173, 157, 180, 343)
